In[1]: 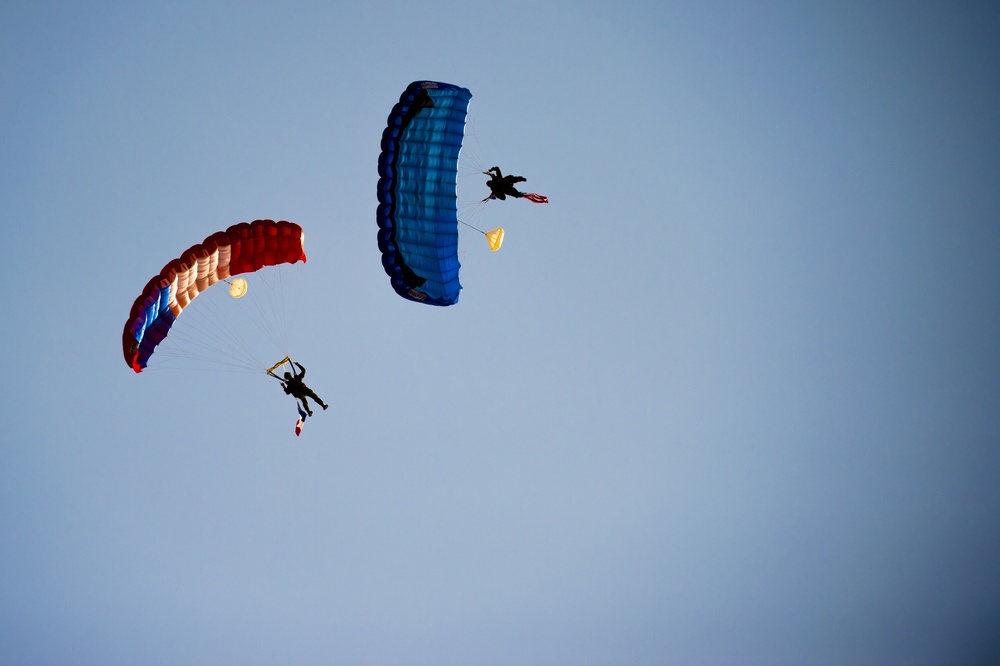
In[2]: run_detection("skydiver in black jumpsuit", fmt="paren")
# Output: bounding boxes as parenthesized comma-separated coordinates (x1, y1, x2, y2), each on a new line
(483, 166, 528, 201)
(281, 362, 328, 417)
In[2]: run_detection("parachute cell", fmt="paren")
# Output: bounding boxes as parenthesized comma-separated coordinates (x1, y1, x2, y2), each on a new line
(122, 219, 306, 373)
(377, 80, 472, 306)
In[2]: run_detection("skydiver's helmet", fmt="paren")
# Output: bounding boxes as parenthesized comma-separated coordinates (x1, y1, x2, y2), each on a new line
(284, 372, 292, 380)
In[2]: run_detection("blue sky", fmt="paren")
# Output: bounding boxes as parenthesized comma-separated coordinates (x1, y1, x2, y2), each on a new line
(2, 2, 999, 664)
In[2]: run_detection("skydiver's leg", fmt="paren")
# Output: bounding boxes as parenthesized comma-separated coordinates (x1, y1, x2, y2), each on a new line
(302, 388, 328, 410)
(292, 390, 314, 416)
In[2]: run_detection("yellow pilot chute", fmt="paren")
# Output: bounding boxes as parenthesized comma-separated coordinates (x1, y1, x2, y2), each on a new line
(485, 228, 504, 252)
(227, 277, 248, 298)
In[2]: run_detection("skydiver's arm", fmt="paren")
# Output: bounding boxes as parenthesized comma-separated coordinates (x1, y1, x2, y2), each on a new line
(294, 362, 305, 378)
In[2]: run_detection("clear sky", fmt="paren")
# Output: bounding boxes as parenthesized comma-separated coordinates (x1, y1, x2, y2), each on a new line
(2, 2, 999, 664)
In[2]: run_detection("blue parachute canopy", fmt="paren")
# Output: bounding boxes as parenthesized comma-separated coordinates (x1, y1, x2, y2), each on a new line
(377, 81, 472, 306)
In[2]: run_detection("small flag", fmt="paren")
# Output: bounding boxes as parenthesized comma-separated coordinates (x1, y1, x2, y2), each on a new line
(295, 402, 308, 436)
(523, 193, 548, 204)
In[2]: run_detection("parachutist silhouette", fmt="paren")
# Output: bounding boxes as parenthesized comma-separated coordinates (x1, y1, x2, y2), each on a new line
(280, 362, 328, 417)
(483, 166, 527, 201)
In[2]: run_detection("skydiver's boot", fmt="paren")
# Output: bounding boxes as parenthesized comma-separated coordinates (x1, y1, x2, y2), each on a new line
(321, 402, 328, 411)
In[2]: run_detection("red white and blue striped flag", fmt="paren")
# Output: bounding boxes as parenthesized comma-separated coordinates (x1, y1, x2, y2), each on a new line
(295, 403, 308, 436)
